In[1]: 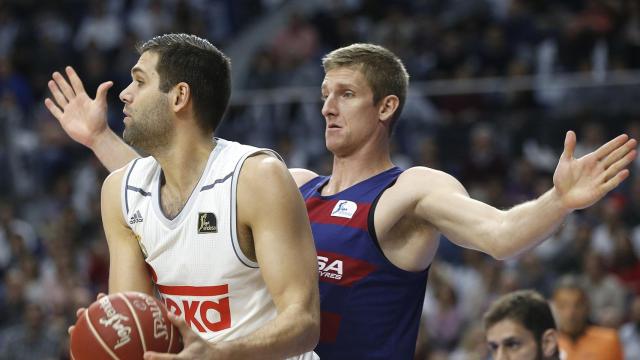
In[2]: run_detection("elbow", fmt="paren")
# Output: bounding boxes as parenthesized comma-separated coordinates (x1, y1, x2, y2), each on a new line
(489, 249, 511, 261)
(486, 239, 524, 261)
(303, 312, 320, 351)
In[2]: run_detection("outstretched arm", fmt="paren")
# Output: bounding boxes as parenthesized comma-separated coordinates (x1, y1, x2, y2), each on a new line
(411, 131, 636, 260)
(44, 66, 139, 171)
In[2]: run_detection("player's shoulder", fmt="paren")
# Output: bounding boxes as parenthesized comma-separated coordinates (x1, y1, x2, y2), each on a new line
(242, 153, 288, 175)
(101, 164, 130, 200)
(239, 153, 292, 190)
(396, 166, 463, 189)
(289, 168, 319, 187)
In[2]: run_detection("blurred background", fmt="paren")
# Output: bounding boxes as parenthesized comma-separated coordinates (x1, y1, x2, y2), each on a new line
(1, 0, 640, 358)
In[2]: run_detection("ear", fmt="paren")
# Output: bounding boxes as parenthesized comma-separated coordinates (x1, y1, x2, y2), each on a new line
(378, 95, 399, 124)
(540, 329, 558, 358)
(170, 82, 190, 114)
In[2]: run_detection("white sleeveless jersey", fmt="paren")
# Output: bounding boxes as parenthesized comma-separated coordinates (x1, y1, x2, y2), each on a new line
(121, 138, 318, 360)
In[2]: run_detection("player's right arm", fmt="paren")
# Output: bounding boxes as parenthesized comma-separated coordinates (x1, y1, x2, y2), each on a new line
(45, 66, 139, 172)
(101, 168, 153, 294)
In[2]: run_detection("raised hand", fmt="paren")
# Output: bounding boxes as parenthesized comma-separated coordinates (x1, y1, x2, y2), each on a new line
(44, 66, 113, 148)
(553, 130, 637, 210)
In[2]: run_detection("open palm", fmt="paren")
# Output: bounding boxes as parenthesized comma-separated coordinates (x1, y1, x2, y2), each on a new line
(44, 66, 113, 148)
(553, 130, 637, 210)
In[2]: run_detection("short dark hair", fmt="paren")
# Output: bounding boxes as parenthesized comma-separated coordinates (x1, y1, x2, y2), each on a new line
(137, 33, 231, 133)
(483, 290, 557, 341)
(322, 43, 409, 134)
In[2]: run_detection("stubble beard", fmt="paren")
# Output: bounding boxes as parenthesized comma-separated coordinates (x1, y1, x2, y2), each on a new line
(123, 98, 173, 152)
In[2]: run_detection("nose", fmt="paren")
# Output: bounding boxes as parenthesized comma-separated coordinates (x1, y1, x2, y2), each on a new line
(321, 94, 337, 119)
(494, 348, 509, 360)
(119, 83, 133, 104)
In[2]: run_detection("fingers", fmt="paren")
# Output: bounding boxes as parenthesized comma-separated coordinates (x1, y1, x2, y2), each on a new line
(167, 312, 191, 336)
(68, 325, 75, 335)
(96, 81, 113, 104)
(65, 66, 86, 95)
(594, 134, 630, 160)
(561, 130, 576, 160)
(601, 169, 631, 193)
(603, 149, 637, 182)
(97, 292, 107, 299)
(143, 351, 178, 360)
(52, 71, 76, 101)
(601, 138, 638, 169)
(48, 79, 69, 107)
(44, 98, 63, 120)
(76, 307, 87, 318)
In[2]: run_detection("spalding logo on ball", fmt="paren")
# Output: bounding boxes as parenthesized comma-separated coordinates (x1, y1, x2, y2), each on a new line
(70, 292, 183, 359)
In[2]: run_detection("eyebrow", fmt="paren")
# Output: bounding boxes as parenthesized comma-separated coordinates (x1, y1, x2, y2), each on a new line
(131, 67, 146, 76)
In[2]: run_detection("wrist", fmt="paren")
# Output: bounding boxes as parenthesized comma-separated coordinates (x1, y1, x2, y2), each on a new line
(549, 187, 573, 214)
(89, 127, 116, 152)
(209, 341, 233, 360)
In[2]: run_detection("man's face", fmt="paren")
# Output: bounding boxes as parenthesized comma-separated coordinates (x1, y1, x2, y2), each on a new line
(320, 67, 381, 157)
(120, 51, 173, 151)
(553, 288, 588, 337)
(486, 319, 543, 360)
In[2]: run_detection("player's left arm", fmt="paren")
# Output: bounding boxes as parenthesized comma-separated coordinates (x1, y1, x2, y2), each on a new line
(408, 131, 636, 260)
(225, 154, 320, 358)
(144, 154, 320, 360)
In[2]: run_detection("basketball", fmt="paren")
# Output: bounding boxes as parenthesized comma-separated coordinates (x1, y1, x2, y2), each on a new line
(70, 292, 182, 359)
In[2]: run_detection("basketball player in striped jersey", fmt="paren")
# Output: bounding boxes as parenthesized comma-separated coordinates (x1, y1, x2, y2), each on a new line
(48, 43, 637, 359)
(45, 34, 319, 359)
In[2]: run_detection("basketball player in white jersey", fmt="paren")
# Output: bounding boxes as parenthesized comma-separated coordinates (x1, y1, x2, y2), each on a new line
(45, 34, 319, 359)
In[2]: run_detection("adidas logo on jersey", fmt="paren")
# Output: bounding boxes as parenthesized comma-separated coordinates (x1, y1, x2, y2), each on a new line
(331, 200, 357, 219)
(129, 210, 144, 224)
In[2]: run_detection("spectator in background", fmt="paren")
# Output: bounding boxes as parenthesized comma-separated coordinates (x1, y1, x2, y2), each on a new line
(580, 251, 628, 327)
(484, 289, 559, 360)
(553, 275, 624, 360)
(270, 12, 319, 70)
(0, 302, 63, 359)
(74, 0, 123, 53)
(620, 294, 640, 360)
(591, 194, 629, 263)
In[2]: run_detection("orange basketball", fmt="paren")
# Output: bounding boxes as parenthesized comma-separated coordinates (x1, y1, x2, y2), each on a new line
(70, 292, 182, 359)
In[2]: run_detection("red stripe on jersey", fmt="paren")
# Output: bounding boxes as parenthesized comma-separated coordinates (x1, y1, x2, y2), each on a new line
(320, 312, 342, 343)
(317, 250, 377, 287)
(157, 284, 229, 297)
(305, 197, 371, 231)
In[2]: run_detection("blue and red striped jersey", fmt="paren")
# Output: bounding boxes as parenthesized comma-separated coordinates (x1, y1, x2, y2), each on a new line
(299, 167, 430, 359)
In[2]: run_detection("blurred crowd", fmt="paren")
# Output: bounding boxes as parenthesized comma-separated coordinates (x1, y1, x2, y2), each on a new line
(1, 0, 640, 359)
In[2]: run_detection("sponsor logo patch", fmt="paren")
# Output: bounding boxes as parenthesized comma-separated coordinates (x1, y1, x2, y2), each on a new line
(198, 212, 217, 233)
(330, 200, 357, 219)
(317, 251, 377, 286)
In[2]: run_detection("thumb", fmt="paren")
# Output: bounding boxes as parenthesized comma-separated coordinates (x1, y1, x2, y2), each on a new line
(562, 130, 576, 160)
(167, 312, 193, 338)
(96, 81, 113, 104)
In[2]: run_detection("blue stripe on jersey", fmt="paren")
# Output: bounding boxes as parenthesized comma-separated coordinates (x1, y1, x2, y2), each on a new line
(126, 185, 151, 197)
(300, 167, 430, 360)
(200, 171, 233, 191)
